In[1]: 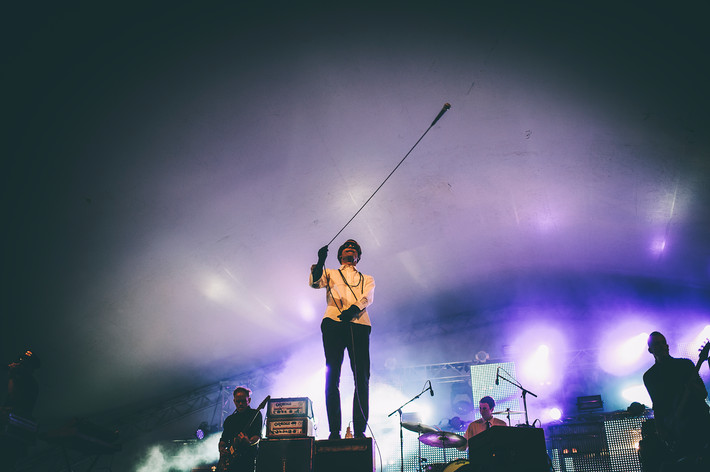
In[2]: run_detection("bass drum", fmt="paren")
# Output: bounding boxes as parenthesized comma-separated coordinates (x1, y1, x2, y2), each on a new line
(442, 459, 472, 472)
(424, 463, 447, 472)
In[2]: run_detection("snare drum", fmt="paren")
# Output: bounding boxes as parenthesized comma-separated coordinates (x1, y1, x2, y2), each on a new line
(442, 459, 471, 472)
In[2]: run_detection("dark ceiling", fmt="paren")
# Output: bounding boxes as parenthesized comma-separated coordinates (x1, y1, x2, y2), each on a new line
(4, 1, 709, 433)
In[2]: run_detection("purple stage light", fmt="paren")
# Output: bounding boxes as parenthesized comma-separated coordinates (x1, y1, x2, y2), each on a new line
(511, 324, 568, 397)
(598, 319, 655, 376)
(195, 421, 209, 440)
(524, 345, 551, 385)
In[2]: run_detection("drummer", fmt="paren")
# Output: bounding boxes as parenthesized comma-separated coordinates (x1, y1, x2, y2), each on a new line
(458, 396, 506, 450)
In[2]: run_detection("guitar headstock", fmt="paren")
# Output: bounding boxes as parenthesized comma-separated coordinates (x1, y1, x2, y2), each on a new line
(699, 339, 710, 363)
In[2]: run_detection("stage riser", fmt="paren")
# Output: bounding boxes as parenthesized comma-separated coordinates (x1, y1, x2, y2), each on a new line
(315, 438, 375, 472)
(257, 438, 314, 472)
(256, 438, 374, 472)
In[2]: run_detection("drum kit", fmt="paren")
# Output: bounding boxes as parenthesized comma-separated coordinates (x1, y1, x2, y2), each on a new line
(403, 410, 525, 472)
(492, 408, 525, 426)
(402, 421, 467, 472)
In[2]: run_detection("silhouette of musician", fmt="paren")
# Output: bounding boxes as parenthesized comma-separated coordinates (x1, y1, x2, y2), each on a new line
(643, 332, 710, 470)
(2, 350, 41, 471)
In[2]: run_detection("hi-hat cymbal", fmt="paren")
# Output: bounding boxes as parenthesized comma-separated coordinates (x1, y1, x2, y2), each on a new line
(418, 431, 467, 448)
(492, 410, 524, 415)
(402, 421, 438, 434)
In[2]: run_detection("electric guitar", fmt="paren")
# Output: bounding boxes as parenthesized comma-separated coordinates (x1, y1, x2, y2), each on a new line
(217, 434, 254, 472)
(664, 339, 710, 452)
(217, 396, 270, 472)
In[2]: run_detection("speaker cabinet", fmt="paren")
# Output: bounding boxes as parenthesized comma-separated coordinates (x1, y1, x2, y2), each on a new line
(468, 426, 548, 472)
(257, 438, 314, 472)
(314, 438, 374, 472)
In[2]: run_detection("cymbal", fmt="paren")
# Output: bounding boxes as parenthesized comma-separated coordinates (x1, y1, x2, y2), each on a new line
(418, 431, 467, 448)
(492, 410, 524, 415)
(402, 421, 438, 434)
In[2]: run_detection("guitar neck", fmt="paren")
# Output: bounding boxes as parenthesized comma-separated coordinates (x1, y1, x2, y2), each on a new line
(695, 341, 709, 373)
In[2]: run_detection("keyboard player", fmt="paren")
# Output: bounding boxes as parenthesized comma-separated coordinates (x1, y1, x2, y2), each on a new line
(457, 396, 506, 451)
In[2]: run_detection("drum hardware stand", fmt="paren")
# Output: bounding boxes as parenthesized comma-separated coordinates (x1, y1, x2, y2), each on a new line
(417, 431, 466, 465)
(388, 384, 433, 472)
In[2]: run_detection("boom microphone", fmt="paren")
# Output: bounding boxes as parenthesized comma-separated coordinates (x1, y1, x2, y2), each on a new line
(431, 103, 451, 127)
(495, 368, 500, 385)
(429, 381, 434, 396)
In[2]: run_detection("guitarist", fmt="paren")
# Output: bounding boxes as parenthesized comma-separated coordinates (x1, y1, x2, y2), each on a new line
(643, 331, 710, 469)
(218, 387, 262, 472)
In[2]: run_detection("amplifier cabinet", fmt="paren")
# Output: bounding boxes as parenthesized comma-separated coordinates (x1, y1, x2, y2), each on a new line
(268, 397, 314, 418)
(547, 421, 610, 472)
(257, 438, 314, 472)
(266, 417, 315, 438)
(314, 437, 374, 472)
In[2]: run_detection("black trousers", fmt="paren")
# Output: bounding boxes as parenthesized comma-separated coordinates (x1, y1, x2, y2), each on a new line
(321, 317, 371, 435)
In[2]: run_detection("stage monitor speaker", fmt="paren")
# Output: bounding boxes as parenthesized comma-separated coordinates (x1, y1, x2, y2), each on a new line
(257, 437, 314, 472)
(468, 426, 548, 472)
(314, 438, 374, 472)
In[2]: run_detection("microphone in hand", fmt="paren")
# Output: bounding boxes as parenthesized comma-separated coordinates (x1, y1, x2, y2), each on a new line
(317, 245, 328, 264)
(431, 103, 451, 127)
(338, 305, 360, 322)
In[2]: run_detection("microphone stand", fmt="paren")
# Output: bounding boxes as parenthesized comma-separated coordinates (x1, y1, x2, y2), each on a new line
(388, 385, 431, 472)
(496, 373, 537, 426)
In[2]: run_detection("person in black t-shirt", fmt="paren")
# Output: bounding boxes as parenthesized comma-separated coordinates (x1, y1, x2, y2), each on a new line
(218, 387, 262, 472)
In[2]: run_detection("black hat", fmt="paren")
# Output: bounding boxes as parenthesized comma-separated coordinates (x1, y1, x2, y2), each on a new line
(337, 239, 362, 263)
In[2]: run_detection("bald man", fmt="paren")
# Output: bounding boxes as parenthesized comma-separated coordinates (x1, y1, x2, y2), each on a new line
(643, 331, 710, 465)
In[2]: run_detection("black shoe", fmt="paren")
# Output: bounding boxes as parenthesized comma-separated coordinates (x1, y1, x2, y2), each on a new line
(328, 432, 341, 440)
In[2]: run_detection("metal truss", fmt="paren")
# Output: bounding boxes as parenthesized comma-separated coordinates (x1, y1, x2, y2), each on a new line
(387, 346, 602, 389)
(562, 347, 600, 368)
(108, 383, 223, 440)
(218, 363, 281, 427)
(391, 360, 473, 386)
